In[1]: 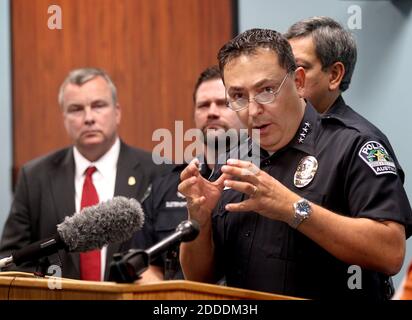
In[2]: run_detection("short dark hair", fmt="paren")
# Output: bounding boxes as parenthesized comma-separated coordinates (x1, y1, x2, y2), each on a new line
(284, 16, 357, 92)
(193, 65, 222, 103)
(218, 28, 297, 78)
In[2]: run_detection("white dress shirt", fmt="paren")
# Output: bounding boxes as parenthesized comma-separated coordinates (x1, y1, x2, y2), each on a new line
(73, 137, 120, 281)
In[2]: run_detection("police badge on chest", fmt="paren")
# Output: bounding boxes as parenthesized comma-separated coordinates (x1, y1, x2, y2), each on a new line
(294, 156, 318, 188)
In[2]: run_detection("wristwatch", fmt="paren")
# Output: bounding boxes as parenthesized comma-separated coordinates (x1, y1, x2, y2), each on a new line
(291, 198, 312, 229)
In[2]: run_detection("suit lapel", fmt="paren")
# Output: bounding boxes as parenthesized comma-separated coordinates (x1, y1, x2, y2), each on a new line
(113, 142, 143, 199)
(50, 148, 76, 222)
(49, 148, 80, 276)
(105, 142, 142, 280)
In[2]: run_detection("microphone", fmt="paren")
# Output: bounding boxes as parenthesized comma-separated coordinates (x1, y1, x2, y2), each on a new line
(0, 196, 144, 269)
(109, 219, 200, 283)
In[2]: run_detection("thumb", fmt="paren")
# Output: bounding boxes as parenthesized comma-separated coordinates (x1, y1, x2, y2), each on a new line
(214, 172, 232, 188)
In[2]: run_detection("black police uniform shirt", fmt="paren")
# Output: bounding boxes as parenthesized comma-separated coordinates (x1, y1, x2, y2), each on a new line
(212, 103, 412, 300)
(141, 158, 213, 280)
(324, 95, 405, 183)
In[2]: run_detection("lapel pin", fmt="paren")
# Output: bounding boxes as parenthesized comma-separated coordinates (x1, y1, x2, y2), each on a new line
(128, 176, 136, 186)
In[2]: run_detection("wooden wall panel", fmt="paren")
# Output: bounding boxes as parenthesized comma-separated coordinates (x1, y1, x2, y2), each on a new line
(12, 0, 234, 178)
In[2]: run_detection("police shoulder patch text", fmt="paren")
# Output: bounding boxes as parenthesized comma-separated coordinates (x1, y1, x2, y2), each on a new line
(358, 141, 396, 176)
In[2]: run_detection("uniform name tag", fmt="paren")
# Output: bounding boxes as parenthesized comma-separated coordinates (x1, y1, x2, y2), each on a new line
(165, 201, 187, 208)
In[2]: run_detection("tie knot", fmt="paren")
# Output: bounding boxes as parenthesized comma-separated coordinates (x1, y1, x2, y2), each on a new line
(85, 166, 97, 177)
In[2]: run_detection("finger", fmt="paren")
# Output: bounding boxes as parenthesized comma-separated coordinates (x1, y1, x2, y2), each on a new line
(227, 158, 260, 175)
(221, 165, 259, 184)
(224, 179, 257, 197)
(187, 195, 206, 208)
(213, 172, 232, 188)
(177, 176, 197, 195)
(225, 199, 255, 212)
(180, 158, 200, 181)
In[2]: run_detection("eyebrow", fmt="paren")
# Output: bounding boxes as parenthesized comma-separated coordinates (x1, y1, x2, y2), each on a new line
(253, 78, 279, 88)
(227, 78, 281, 92)
(196, 98, 227, 106)
(91, 99, 109, 105)
(66, 103, 83, 109)
(66, 99, 108, 107)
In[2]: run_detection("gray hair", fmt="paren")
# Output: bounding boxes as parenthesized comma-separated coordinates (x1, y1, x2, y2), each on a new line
(284, 16, 357, 92)
(58, 68, 118, 106)
(218, 28, 297, 78)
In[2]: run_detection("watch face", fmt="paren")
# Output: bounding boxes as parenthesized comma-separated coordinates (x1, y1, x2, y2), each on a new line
(293, 199, 311, 228)
(297, 200, 311, 216)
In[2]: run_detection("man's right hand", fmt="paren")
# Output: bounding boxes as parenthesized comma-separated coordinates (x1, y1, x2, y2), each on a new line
(178, 158, 228, 226)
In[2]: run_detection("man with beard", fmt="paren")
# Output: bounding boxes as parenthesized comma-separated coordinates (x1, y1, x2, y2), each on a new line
(138, 66, 245, 279)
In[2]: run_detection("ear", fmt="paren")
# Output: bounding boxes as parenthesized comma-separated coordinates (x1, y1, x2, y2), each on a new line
(329, 62, 345, 91)
(115, 103, 121, 125)
(294, 66, 306, 98)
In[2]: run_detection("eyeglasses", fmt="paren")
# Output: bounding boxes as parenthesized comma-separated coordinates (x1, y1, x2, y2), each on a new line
(226, 73, 289, 111)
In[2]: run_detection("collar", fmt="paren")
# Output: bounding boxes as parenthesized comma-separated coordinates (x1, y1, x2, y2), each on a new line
(73, 137, 121, 178)
(285, 102, 320, 155)
(246, 102, 320, 160)
(323, 95, 347, 118)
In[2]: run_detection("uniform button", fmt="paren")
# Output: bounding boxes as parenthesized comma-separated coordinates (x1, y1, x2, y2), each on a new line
(244, 231, 251, 237)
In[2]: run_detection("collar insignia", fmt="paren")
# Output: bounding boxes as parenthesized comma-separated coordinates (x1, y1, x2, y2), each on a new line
(297, 122, 312, 144)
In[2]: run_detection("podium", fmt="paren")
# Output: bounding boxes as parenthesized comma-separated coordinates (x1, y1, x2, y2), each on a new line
(0, 272, 300, 300)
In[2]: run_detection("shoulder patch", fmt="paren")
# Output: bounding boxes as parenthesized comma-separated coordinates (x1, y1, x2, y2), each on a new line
(358, 141, 397, 176)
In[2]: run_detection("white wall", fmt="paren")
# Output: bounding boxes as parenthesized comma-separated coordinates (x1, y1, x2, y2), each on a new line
(239, 0, 412, 289)
(0, 0, 12, 235)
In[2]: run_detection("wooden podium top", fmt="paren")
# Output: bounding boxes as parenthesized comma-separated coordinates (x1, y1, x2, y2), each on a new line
(0, 272, 300, 300)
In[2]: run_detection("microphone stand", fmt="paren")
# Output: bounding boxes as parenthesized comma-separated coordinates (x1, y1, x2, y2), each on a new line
(108, 220, 199, 283)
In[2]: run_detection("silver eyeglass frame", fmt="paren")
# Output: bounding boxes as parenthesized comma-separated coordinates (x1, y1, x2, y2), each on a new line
(226, 73, 289, 111)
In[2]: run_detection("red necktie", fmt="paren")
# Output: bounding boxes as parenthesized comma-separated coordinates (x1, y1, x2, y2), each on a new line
(79, 166, 101, 281)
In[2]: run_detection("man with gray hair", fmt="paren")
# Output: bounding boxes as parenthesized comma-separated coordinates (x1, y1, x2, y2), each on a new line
(0, 68, 163, 281)
(285, 16, 356, 114)
(284, 16, 404, 184)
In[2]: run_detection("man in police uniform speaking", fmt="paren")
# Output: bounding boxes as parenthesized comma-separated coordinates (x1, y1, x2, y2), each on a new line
(139, 66, 244, 279)
(178, 29, 412, 299)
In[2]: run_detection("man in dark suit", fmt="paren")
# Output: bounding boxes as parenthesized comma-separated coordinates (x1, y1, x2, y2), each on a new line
(0, 68, 163, 281)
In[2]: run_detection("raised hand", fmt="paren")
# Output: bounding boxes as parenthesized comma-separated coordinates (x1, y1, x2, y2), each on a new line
(221, 159, 297, 224)
(178, 158, 229, 226)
